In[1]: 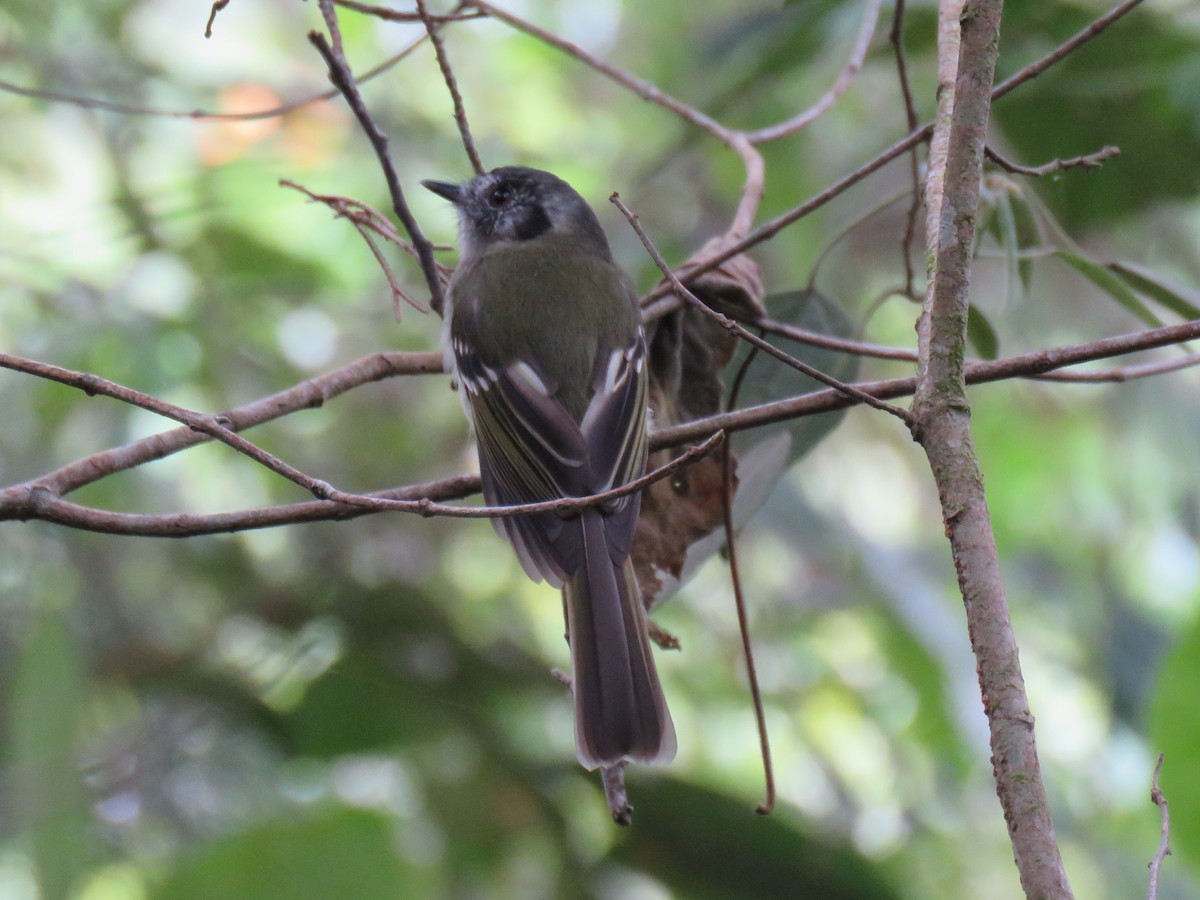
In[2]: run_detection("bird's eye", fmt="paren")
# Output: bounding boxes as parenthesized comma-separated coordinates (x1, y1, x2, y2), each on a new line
(487, 185, 511, 208)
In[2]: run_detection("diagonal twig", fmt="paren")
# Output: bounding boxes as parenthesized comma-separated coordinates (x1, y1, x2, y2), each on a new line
(309, 0, 446, 312)
(985, 144, 1120, 177)
(1148, 753, 1171, 900)
(416, 0, 485, 175)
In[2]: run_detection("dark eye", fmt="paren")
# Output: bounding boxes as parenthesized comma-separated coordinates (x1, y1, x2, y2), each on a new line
(487, 185, 511, 208)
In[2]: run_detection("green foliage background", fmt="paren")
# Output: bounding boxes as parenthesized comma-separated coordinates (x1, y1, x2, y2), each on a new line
(2, 0, 1200, 897)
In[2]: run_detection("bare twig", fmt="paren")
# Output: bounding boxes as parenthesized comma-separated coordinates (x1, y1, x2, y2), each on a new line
(746, 0, 885, 143)
(757, 316, 917, 362)
(0, 354, 342, 501)
(335, 0, 484, 24)
(1148, 753, 1171, 900)
(991, 0, 1148, 102)
(465, 0, 765, 237)
(6, 321, 1199, 536)
(723, 343, 776, 815)
(640, 0, 1151, 304)
(890, 0, 921, 134)
(309, 0, 446, 312)
(280, 178, 448, 313)
(204, 0, 231, 38)
(416, 0, 485, 175)
(4, 351, 445, 498)
(1035, 353, 1200, 383)
(612, 195, 916, 426)
(312, 431, 725, 519)
(913, 2, 1072, 896)
(891, 0, 923, 298)
(985, 144, 1120, 177)
(0, 41, 426, 121)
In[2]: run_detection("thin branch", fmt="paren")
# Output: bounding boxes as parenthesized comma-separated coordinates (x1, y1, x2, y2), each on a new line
(465, 0, 765, 237)
(416, 0, 485, 175)
(640, 0, 1151, 305)
(280, 178, 450, 313)
(309, 1, 446, 312)
(890, 0, 921, 134)
(5, 321, 1199, 536)
(204, 0, 232, 38)
(913, 1, 1072, 896)
(991, 0, 1148, 102)
(1148, 753, 1171, 900)
(723, 342, 776, 815)
(891, 0, 923, 299)
(612, 195, 916, 427)
(756, 317, 918, 362)
(0, 41, 426, 121)
(0, 354, 344, 501)
(746, 0, 885, 143)
(985, 144, 1120, 177)
(1034, 353, 1200, 383)
(335, 0, 485, 24)
(2, 431, 724, 536)
(5, 351, 445, 498)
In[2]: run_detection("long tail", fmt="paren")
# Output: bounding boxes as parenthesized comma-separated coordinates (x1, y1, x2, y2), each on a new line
(565, 511, 676, 770)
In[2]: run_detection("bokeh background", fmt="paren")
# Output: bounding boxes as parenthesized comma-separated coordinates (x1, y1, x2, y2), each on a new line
(3, 0, 1200, 897)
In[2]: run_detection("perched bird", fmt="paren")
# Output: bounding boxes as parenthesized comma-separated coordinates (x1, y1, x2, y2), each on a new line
(422, 166, 675, 770)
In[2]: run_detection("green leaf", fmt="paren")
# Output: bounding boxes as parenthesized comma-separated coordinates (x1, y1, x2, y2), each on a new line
(967, 304, 1000, 360)
(994, 189, 1021, 309)
(1108, 260, 1200, 320)
(1055, 250, 1163, 327)
(151, 808, 420, 900)
(10, 608, 93, 900)
(1008, 188, 1043, 295)
(612, 777, 900, 899)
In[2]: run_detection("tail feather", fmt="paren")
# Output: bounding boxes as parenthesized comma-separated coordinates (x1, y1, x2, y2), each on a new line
(565, 511, 676, 770)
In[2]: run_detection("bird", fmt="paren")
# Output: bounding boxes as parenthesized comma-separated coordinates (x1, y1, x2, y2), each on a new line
(422, 166, 676, 770)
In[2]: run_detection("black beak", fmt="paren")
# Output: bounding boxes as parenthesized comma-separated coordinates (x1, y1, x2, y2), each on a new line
(421, 179, 462, 204)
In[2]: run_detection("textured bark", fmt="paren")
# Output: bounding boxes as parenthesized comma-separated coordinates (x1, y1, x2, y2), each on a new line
(913, 2, 1074, 898)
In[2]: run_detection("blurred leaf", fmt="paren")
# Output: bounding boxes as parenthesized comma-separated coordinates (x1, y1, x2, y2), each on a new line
(967, 304, 999, 360)
(1009, 188, 1042, 294)
(727, 289, 859, 464)
(1055, 250, 1163, 327)
(151, 808, 418, 900)
(1108, 260, 1200, 321)
(10, 607, 93, 900)
(994, 189, 1021, 308)
(612, 777, 900, 899)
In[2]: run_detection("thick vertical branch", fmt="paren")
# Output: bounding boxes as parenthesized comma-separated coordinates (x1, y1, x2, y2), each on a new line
(912, 3, 1073, 899)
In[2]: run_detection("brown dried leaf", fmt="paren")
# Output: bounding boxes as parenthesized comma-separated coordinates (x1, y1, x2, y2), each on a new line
(635, 240, 766, 607)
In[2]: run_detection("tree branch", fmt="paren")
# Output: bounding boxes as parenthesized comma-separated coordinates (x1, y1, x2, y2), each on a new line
(912, 2, 1073, 897)
(5, 321, 1197, 536)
